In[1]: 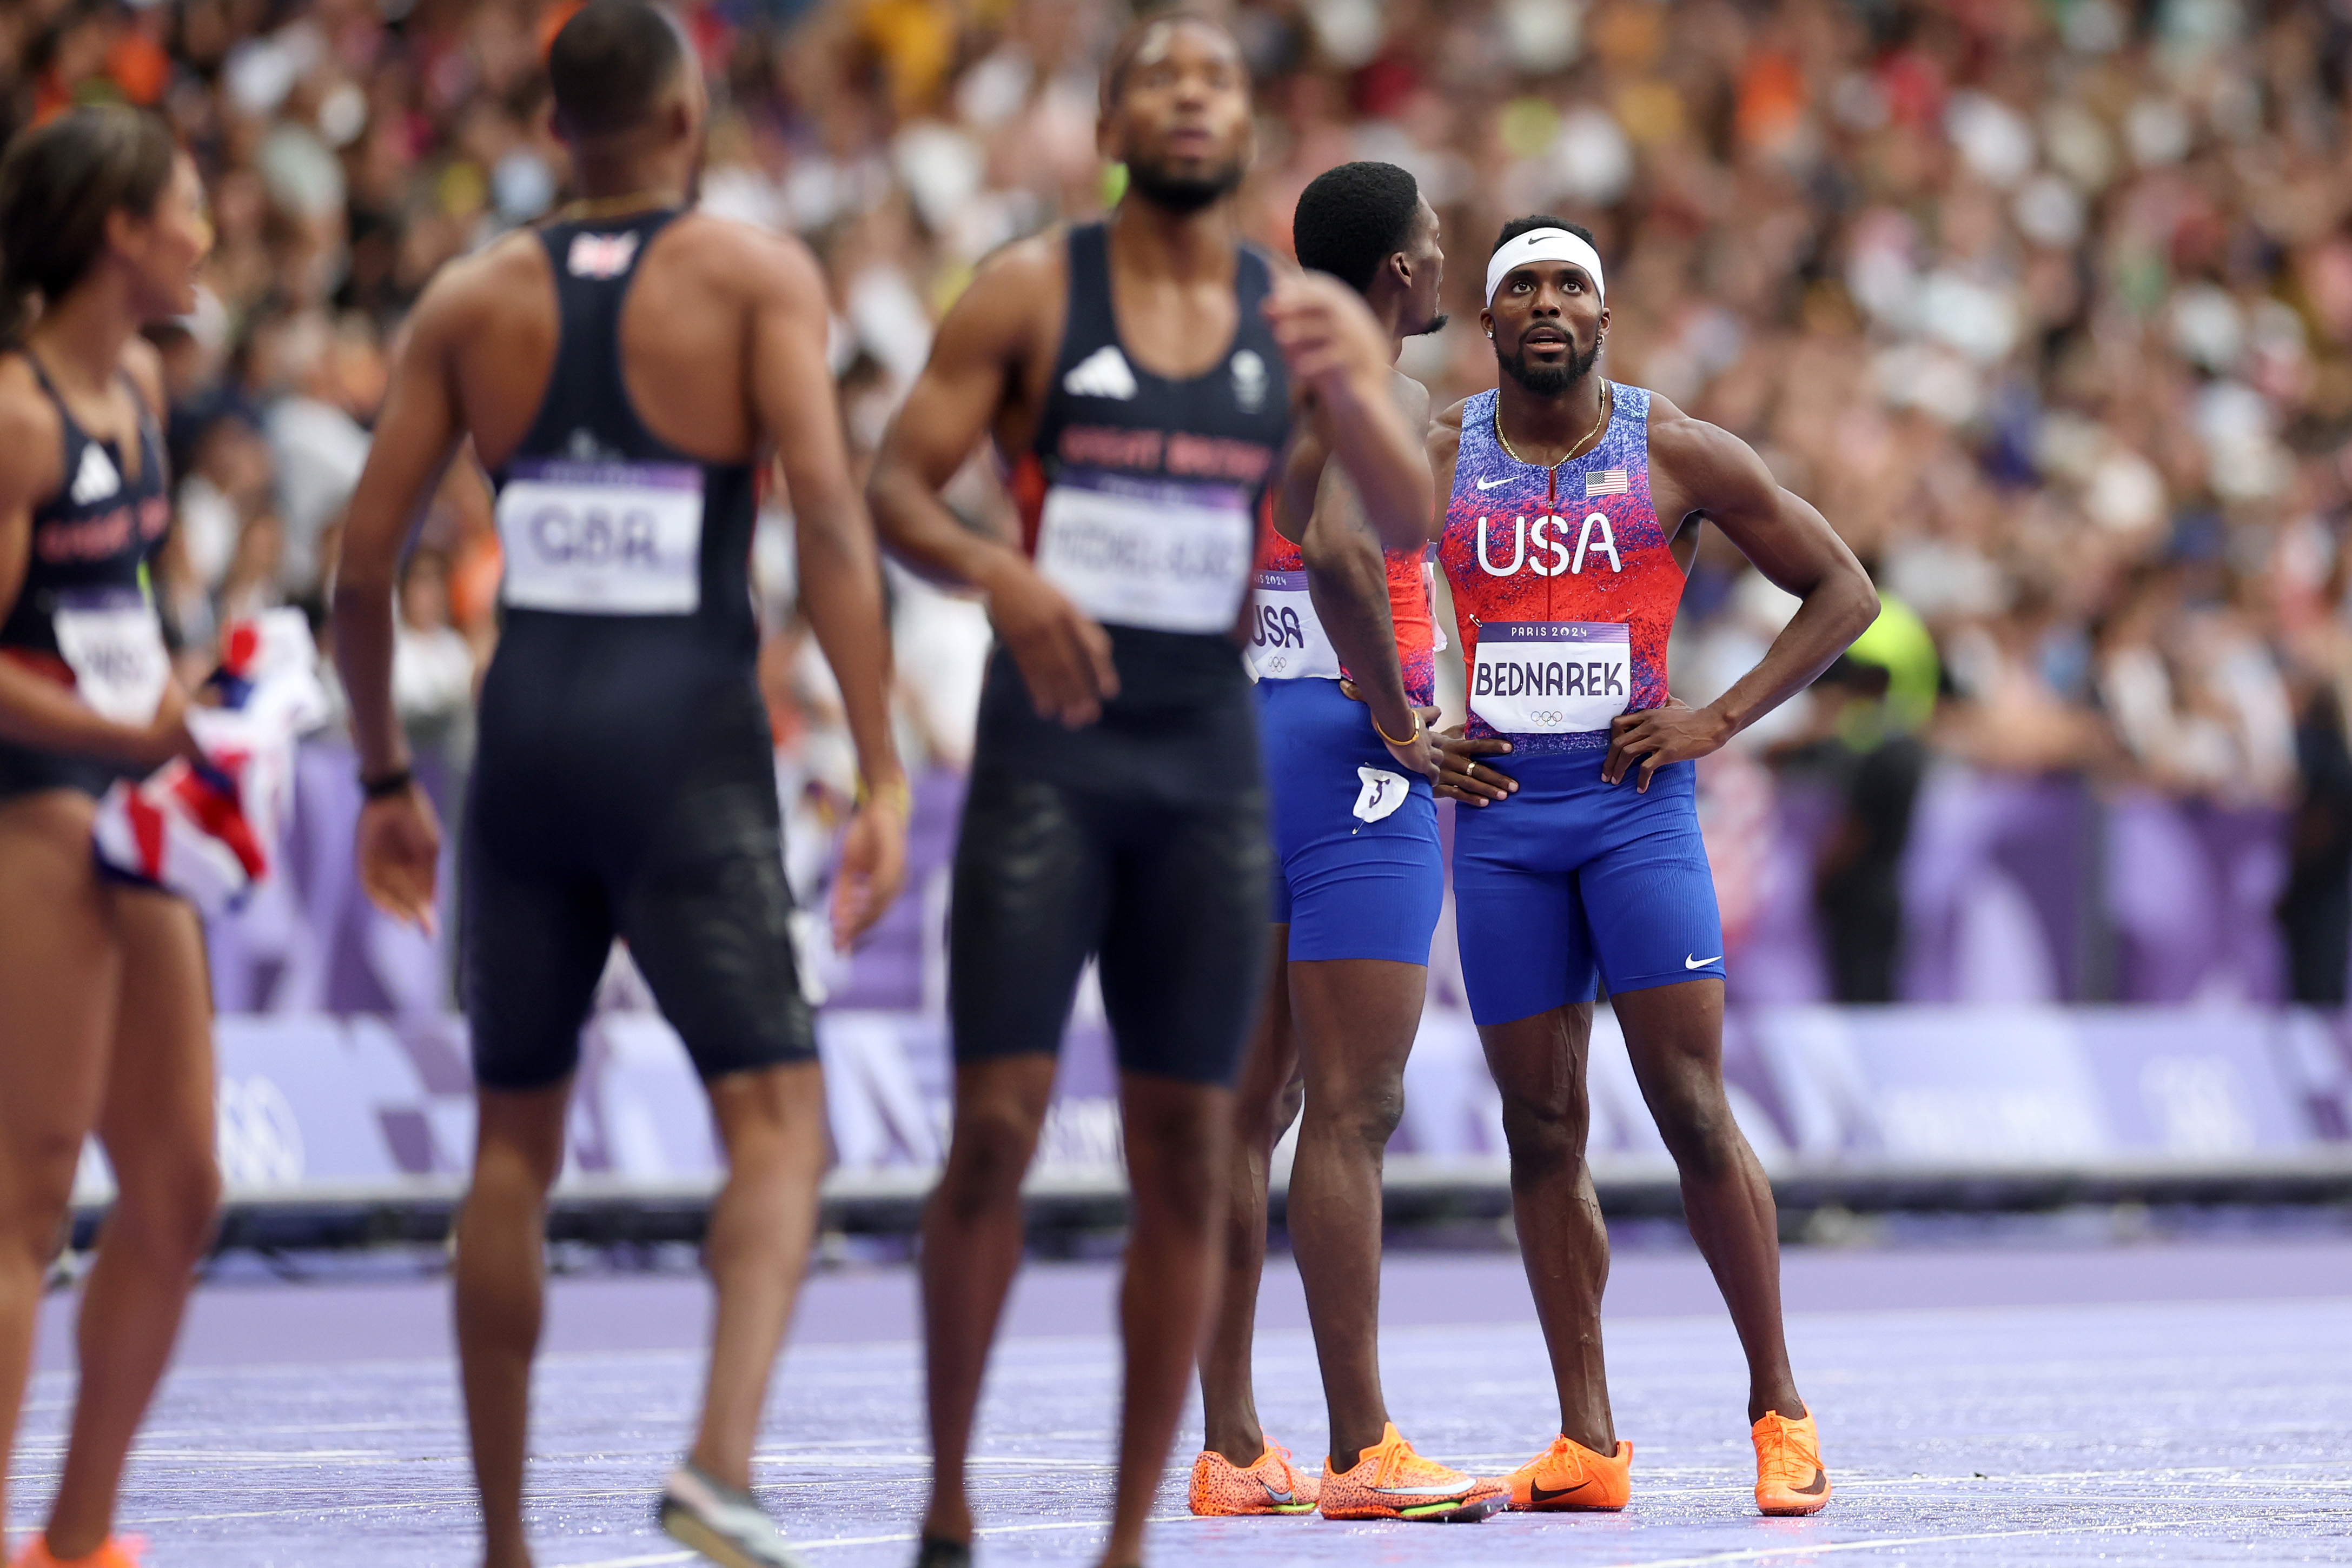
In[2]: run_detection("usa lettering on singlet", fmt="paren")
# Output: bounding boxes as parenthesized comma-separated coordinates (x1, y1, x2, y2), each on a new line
(1437, 383, 1684, 754)
(1245, 515, 1440, 703)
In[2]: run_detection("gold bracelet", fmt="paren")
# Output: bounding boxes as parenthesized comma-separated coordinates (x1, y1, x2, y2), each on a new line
(856, 775, 913, 815)
(1371, 710, 1421, 747)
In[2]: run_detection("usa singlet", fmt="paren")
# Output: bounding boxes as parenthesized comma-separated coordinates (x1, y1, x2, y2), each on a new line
(464, 208, 812, 1089)
(1439, 383, 1727, 1020)
(952, 221, 1290, 1084)
(1247, 516, 1445, 965)
(0, 360, 171, 801)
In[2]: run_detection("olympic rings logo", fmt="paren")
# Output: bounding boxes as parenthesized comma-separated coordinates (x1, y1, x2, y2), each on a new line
(1529, 709, 1566, 723)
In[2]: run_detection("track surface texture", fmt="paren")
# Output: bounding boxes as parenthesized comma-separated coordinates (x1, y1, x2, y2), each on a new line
(12, 1237, 2352, 1566)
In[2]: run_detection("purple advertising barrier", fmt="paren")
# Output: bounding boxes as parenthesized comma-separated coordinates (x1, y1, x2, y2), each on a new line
(2105, 793, 2287, 1005)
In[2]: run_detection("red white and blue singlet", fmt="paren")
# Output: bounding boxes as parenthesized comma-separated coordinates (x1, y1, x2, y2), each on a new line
(1247, 515, 1438, 706)
(1440, 382, 1682, 754)
(1441, 381, 1728, 1020)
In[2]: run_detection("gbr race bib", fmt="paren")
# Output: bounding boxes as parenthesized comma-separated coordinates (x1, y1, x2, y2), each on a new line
(1034, 474, 1252, 635)
(497, 459, 703, 615)
(52, 588, 169, 726)
(1245, 570, 1341, 681)
(1470, 621, 1629, 735)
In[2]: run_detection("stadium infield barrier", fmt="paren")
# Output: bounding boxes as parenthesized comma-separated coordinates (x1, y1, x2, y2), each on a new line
(63, 1004, 2352, 1248)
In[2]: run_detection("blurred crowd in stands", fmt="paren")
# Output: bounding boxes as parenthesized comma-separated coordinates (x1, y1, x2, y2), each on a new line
(6, 0, 2351, 1003)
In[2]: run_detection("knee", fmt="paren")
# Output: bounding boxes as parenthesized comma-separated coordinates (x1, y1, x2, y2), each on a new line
(1307, 1076, 1404, 1157)
(112, 1152, 222, 1263)
(1234, 1075, 1302, 1152)
(1648, 1080, 1741, 1178)
(0, 1132, 85, 1261)
(1497, 1089, 1589, 1181)
(939, 1105, 1042, 1214)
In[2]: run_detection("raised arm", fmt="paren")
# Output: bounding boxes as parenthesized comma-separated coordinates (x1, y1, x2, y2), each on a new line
(746, 229, 907, 942)
(1295, 375, 1441, 781)
(1263, 274, 1434, 553)
(333, 268, 469, 926)
(1602, 409, 1879, 790)
(865, 240, 1117, 727)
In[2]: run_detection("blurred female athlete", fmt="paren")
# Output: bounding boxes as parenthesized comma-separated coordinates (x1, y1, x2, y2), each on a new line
(0, 107, 220, 1568)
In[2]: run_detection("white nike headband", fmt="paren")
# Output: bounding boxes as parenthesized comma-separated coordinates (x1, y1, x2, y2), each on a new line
(1485, 228, 1606, 307)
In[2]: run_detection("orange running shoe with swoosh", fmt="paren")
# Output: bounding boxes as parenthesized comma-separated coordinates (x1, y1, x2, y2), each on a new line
(1316, 1423, 1506, 1522)
(1502, 1433, 1632, 1511)
(10, 1536, 147, 1568)
(1753, 1409, 1832, 1515)
(1188, 1439, 1321, 1516)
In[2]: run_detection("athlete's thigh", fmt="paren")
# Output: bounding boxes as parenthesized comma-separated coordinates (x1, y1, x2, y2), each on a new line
(1095, 788, 1271, 1087)
(1450, 808, 1598, 1028)
(1576, 767, 1726, 998)
(461, 832, 614, 1092)
(1289, 957, 1427, 1109)
(619, 760, 814, 1082)
(0, 793, 122, 1173)
(95, 885, 216, 1197)
(949, 768, 1113, 1067)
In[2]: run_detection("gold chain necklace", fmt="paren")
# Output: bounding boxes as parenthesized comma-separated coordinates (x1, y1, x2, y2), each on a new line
(1494, 381, 1612, 471)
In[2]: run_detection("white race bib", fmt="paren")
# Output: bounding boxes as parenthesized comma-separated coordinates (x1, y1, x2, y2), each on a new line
(1033, 475, 1252, 635)
(497, 459, 703, 615)
(1245, 569, 1341, 681)
(1469, 621, 1631, 734)
(53, 590, 169, 726)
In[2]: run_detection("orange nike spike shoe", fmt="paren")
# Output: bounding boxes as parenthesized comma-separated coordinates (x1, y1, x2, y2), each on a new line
(1316, 1423, 1506, 1523)
(10, 1537, 147, 1568)
(1503, 1433, 1633, 1511)
(1187, 1439, 1321, 1516)
(1752, 1409, 1832, 1516)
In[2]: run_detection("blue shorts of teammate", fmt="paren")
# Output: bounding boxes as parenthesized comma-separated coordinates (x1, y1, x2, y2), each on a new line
(1452, 752, 1725, 1025)
(1256, 677, 1443, 966)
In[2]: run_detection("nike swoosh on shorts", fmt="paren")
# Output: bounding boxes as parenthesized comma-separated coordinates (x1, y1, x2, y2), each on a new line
(1686, 954, 1721, 969)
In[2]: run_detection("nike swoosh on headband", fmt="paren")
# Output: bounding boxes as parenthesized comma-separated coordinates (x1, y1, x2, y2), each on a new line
(1485, 228, 1607, 307)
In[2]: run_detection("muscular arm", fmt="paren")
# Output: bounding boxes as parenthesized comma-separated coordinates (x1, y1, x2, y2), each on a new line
(1603, 409, 1878, 788)
(748, 232, 903, 798)
(866, 240, 1116, 725)
(1266, 276, 1434, 552)
(332, 272, 466, 784)
(1294, 373, 1430, 748)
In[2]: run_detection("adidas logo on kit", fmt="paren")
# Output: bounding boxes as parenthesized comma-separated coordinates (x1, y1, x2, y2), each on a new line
(1063, 345, 1138, 400)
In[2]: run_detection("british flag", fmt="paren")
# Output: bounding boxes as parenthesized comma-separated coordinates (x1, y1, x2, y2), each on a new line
(1586, 468, 1629, 496)
(567, 231, 641, 280)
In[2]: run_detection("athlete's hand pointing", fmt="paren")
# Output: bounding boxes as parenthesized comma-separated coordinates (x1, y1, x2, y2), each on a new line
(984, 557, 1119, 727)
(832, 780, 910, 949)
(357, 783, 442, 934)
(1434, 726, 1517, 807)
(1602, 699, 1733, 791)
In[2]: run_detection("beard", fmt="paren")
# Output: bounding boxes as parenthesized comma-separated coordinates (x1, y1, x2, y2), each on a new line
(1125, 150, 1247, 214)
(1413, 311, 1450, 337)
(1498, 332, 1599, 396)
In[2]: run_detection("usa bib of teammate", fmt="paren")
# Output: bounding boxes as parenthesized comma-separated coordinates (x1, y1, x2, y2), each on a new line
(52, 587, 169, 726)
(1246, 569, 1341, 681)
(496, 458, 704, 615)
(1470, 622, 1629, 735)
(1035, 472, 1252, 635)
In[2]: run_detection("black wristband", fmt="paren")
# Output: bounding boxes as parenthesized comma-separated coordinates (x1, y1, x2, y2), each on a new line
(361, 768, 414, 801)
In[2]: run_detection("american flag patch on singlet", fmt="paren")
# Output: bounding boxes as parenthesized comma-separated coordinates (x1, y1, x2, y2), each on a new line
(1586, 468, 1629, 496)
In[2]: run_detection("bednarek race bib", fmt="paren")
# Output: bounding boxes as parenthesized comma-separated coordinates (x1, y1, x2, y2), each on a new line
(52, 588, 169, 726)
(1035, 474, 1252, 635)
(497, 459, 703, 615)
(1245, 570, 1341, 681)
(1470, 621, 1631, 735)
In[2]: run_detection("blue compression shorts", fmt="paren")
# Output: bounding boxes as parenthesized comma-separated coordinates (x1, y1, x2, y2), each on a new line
(1256, 677, 1443, 965)
(1452, 753, 1725, 1025)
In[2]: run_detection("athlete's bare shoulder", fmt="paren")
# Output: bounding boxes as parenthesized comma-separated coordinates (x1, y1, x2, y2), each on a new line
(1389, 366, 1432, 429)
(0, 354, 63, 504)
(118, 335, 166, 422)
(657, 210, 827, 305)
(1641, 387, 1776, 515)
(406, 229, 546, 346)
(940, 229, 1065, 350)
